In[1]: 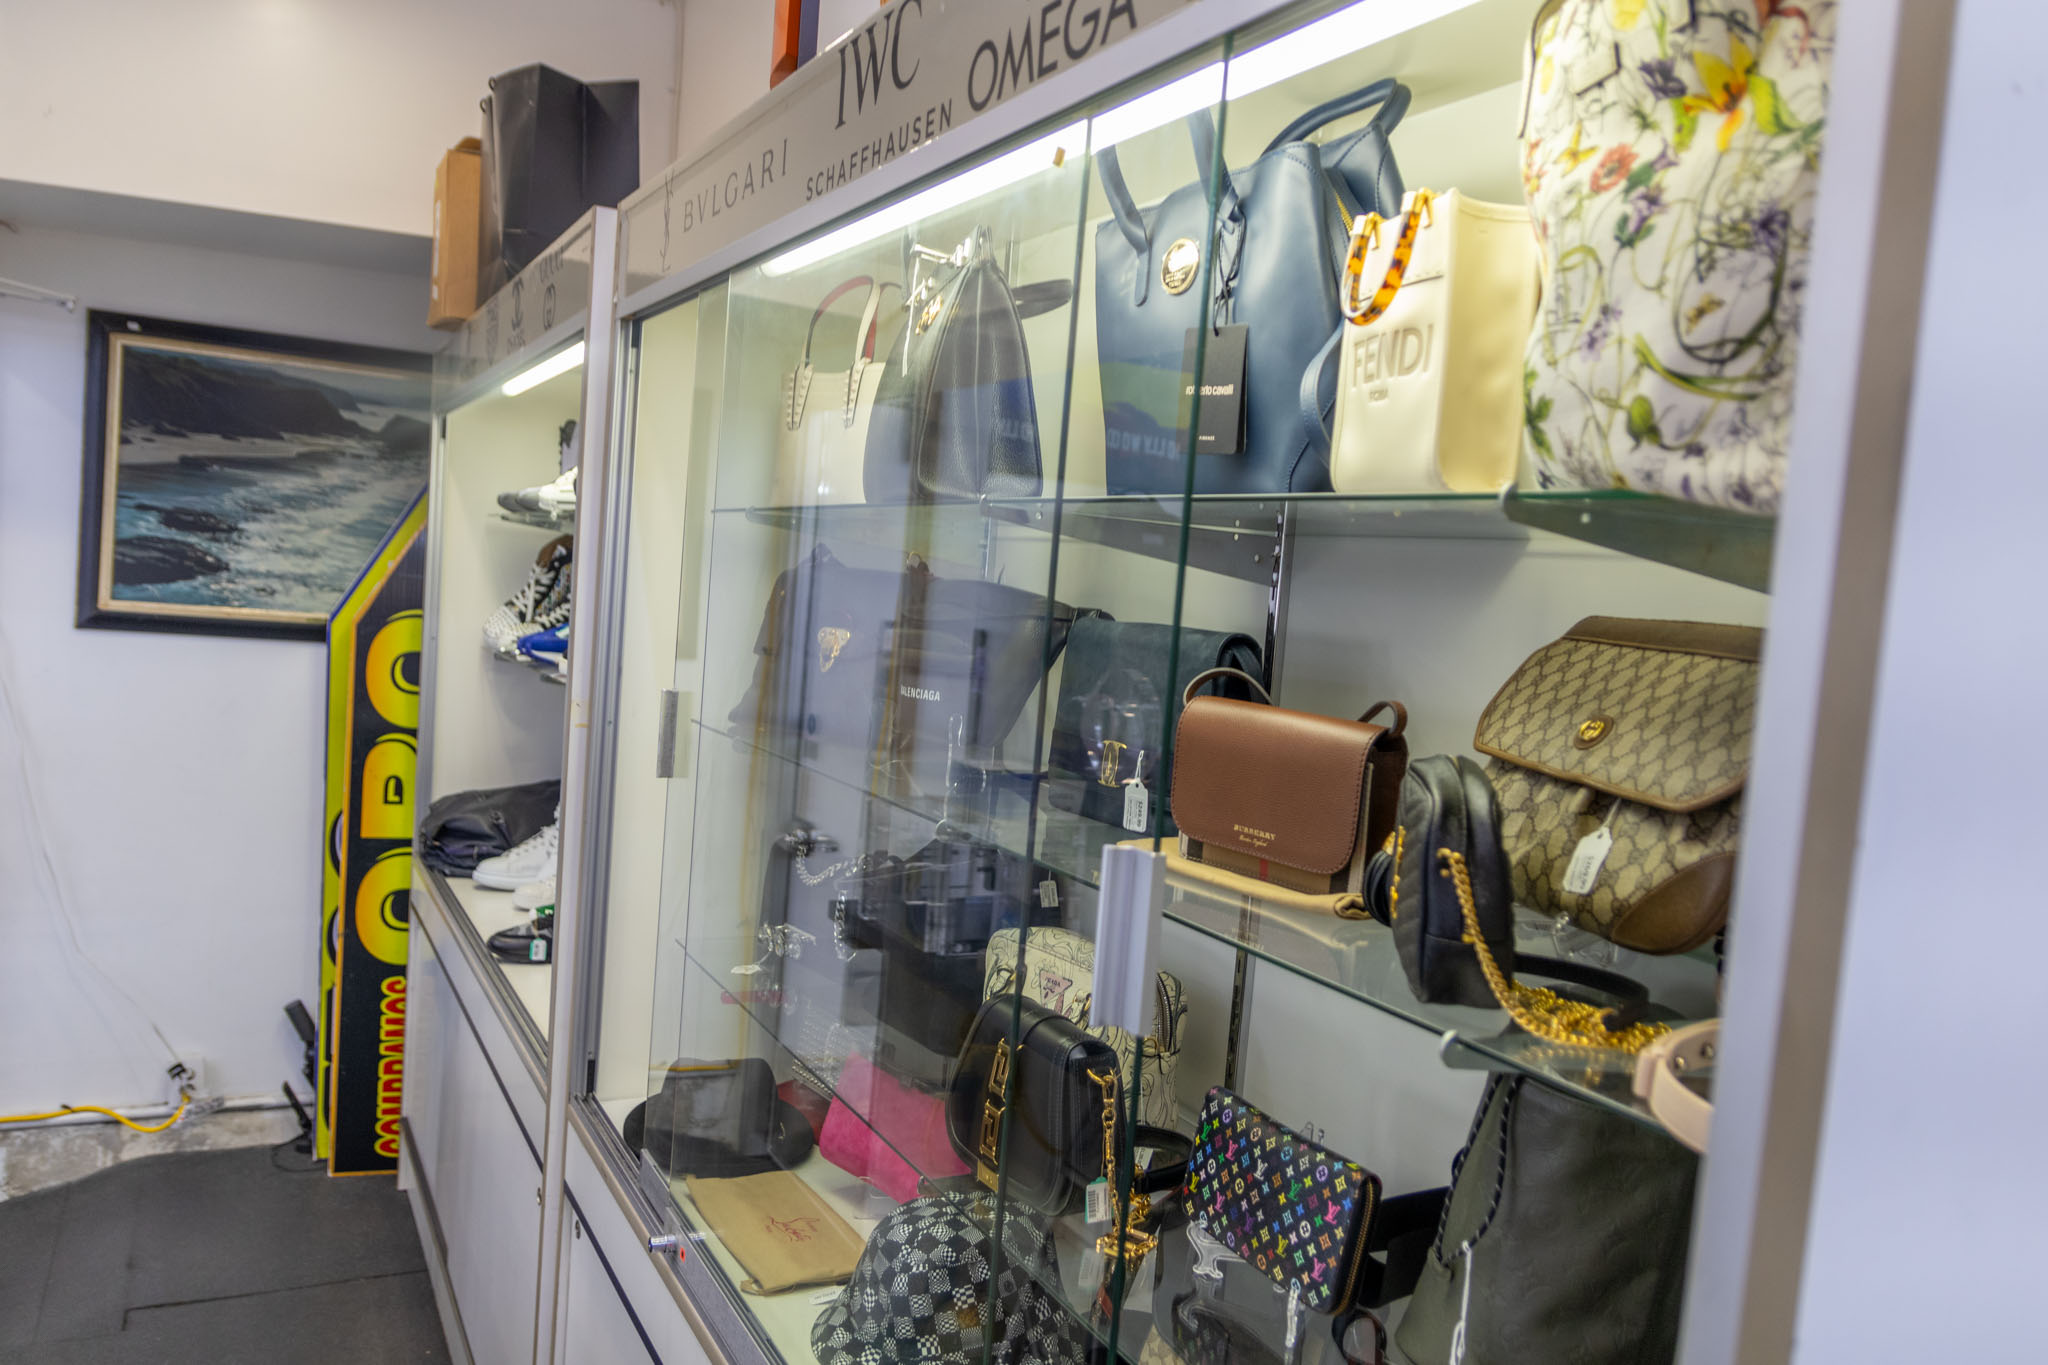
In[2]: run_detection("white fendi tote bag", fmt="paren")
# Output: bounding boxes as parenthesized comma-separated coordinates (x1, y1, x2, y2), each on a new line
(1330, 190, 1540, 494)
(771, 277, 893, 507)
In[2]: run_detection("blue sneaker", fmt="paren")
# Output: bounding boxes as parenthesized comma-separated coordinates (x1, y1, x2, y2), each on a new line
(515, 622, 568, 672)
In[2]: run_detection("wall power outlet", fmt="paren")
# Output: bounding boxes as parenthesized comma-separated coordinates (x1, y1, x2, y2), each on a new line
(165, 1057, 207, 1107)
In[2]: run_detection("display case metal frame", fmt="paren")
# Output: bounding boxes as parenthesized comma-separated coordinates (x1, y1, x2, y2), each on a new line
(554, 3, 1962, 1364)
(410, 206, 625, 1364)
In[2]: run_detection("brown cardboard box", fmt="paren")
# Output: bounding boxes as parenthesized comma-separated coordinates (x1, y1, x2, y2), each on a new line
(428, 137, 482, 330)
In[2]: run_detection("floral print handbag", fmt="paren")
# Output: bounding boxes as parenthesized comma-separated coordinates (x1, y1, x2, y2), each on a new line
(1519, 0, 1838, 514)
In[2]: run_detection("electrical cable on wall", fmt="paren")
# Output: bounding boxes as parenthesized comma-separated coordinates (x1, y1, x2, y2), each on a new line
(0, 621, 190, 1095)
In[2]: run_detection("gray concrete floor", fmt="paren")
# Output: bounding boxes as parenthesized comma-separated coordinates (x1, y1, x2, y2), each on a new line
(0, 1144, 449, 1364)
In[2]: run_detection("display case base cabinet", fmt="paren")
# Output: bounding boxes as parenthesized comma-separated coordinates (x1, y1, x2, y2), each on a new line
(562, 1121, 716, 1365)
(558, 1213, 664, 1365)
(400, 930, 543, 1365)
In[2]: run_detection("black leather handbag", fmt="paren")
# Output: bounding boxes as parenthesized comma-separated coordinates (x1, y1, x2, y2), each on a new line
(863, 227, 1072, 503)
(1094, 82, 1409, 496)
(1046, 617, 1264, 836)
(1365, 755, 1656, 1041)
(1397, 1074, 1698, 1365)
(946, 996, 1188, 1219)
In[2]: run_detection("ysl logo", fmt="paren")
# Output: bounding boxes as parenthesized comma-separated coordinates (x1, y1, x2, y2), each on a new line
(765, 1215, 820, 1244)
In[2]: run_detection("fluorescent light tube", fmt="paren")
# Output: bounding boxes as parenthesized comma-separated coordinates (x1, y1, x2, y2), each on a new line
(501, 341, 585, 396)
(1225, 0, 1484, 99)
(762, 122, 1087, 277)
(1089, 62, 1226, 150)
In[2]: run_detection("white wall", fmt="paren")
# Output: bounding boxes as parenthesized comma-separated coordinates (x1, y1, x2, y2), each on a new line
(670, 0, 885, 165)
(0, 0, 680, 239)
(0, 224, 440, 1113)
(1790, 0, 2044, 1356)
(675, 0, 776, 165)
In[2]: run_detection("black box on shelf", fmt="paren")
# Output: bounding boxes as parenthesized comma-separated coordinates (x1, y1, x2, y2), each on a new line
(479, 64, 639, 298)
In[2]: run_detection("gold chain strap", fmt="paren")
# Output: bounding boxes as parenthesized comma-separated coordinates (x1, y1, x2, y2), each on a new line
(1439, 850, 1670, 1054)
(1088, 1068, 1158, 1262)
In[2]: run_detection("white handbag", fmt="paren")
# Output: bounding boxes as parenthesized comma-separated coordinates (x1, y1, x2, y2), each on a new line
(1329, 188, 1540, 495)
(770, 277, 893, 506)
(981, 926, 1187, 1129)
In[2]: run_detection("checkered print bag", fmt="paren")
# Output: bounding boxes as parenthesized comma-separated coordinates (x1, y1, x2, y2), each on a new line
(810, 1192, 1088, 1365)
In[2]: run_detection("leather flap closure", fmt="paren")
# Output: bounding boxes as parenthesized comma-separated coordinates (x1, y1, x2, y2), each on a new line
(1474, 616, 1762, 813)
(1173, 695, 1385, 874)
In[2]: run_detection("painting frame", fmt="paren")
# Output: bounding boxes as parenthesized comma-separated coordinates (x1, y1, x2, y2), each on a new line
(76, 310, 434, 641)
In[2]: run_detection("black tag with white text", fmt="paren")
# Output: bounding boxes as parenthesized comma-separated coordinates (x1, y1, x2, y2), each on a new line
(1178, 324, 1248, 456)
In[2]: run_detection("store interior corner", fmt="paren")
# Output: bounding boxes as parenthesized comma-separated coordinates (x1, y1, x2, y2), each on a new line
(2, 2, 2045, 1365)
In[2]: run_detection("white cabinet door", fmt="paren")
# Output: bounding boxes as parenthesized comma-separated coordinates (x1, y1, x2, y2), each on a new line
(558, 1213, 660, 1365)
(408, 949, 543, 1365)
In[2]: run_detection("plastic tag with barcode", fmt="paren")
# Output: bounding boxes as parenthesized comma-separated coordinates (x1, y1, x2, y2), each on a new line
(1122, 783, 1149, 833)
(1085, 1178, 1114, 1226)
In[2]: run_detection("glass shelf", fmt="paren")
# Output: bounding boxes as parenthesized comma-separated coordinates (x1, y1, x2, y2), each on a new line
(1502, 488, 1774, 592)
(721, 487, 1772, 590)
(494, 505, 575, 532)
(1154, 860, 1720, 1129)
(492, 648, 566, 684)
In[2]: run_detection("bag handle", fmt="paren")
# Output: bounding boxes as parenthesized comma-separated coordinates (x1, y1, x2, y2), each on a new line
(1632, 1020, 1716, 1153)
(1343, 188, 1436, 325)
(1095, 110, 1248, 307)
(1263, 77, 1411, 155)
(1181, 666, 1270, 706)
(800, 276, 887, 366)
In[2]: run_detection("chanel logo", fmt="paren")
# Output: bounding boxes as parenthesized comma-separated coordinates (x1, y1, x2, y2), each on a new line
(1574, 715, 1613, 748)
(1161, 238, 1200, 295)
(816, 627, 851, 673)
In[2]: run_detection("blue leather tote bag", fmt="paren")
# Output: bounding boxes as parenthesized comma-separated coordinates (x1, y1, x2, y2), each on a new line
(1094, 80, 1409, 496)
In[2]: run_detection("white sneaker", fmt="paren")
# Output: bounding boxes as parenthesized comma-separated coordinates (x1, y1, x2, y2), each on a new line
(473, 821, 559, 891)
(496, 466, 577, 518)
(511, 880, 556, 913)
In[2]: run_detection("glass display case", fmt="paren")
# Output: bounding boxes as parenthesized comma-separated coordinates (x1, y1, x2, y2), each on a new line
(568, 1, 1827, 1361)
(415, 210, 617, 1063)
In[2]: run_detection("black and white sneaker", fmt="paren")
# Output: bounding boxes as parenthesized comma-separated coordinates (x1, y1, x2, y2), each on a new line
(482, 535, 572, 653)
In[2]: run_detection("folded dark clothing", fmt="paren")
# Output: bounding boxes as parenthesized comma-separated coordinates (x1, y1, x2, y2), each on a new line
(420, 779, 559, 873)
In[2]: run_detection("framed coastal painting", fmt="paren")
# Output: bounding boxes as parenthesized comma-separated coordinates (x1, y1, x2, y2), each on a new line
(76, 311, 433, 639)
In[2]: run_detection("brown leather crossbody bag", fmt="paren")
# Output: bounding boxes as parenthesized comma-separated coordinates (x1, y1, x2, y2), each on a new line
(1170, 668, 1408, 912)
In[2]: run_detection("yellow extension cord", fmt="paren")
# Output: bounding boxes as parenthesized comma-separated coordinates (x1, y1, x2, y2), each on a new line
(0, 1099, 190, 1134)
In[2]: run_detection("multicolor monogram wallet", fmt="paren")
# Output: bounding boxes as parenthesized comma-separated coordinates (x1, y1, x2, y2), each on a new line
(1183, 1086, 1383, 1314)
(1179, 1088, 1449, 1326)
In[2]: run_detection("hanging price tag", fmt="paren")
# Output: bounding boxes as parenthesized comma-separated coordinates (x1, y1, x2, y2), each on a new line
(1562, 827, 1613, 895)
(1038, 879, 1060, 910)
(1122, 783, 1150, 833)
(1085, 1178, 1116, 1226)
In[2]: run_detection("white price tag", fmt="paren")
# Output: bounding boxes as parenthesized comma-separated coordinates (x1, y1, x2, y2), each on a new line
(1122, 783, 1150, 833)
(1037, 879, 1060, 910)
(1562, 827, 1613, 896)
(1084, 1178, 1114, 1226)
(529, 937, 551, 963)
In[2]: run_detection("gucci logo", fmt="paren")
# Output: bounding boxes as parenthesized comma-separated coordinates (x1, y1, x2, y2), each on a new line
(1574, 715, 1614, 749)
